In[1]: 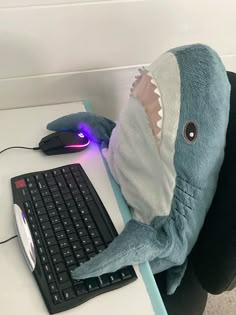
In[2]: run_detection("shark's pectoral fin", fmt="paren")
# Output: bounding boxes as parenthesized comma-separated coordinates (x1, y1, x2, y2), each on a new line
(71, 219, 164, 280)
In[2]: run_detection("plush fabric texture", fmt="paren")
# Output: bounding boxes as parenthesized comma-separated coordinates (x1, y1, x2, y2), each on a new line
(47, 44, 231, 294)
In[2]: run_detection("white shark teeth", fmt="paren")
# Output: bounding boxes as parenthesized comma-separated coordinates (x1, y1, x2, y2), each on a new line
(157, 119, 162, 129)
(143, 69, 164, 147)
(158, 107, 163, 118)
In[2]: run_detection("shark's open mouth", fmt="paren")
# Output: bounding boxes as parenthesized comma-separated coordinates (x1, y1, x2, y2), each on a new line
(130, 68, 163, 146)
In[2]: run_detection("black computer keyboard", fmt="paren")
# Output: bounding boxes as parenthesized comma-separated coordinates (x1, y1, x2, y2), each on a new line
(11, 163, 137, 314)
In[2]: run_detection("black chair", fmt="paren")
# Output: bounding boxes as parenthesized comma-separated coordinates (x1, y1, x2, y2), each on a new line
(155, 71, 236, 315)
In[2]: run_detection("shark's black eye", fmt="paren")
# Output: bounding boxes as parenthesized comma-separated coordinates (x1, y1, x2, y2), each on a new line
(184, 121, 198, 143)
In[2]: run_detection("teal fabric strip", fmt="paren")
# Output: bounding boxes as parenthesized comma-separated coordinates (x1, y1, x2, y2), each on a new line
(83, 100, 92, 112)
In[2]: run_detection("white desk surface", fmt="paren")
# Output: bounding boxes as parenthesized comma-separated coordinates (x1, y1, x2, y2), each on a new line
(0, 102, 166, 315)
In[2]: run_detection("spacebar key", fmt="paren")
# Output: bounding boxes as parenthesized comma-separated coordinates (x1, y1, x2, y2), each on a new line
(86, 201, 113, 244)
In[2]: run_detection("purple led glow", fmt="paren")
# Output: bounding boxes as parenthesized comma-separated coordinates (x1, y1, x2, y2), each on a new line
(65, 139, 90, 149)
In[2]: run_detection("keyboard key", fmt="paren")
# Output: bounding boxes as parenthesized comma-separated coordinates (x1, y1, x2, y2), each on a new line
(84, 194, 93, 202)
(56, 175, 67, 188)
(68, 207, 77, 214)
(37, 180, 47, 190)
(86, 222, 96, 230)
(48, 209, 57, 217)
(41, 254, 48, 264)
(120, 268, 134, 280)
(74, 283, 88, 296)
(55, 231, 67, 240)
(54, 197, 64, 206)
(89, 229, 100, 238)
(65, 200, 75, 208)
(70, 165, 79, 173)
(71, 241, 82, 251)
(86, 278, 99, 292)
(52, 253, 63, 264)
(43, 171, 52, 178)
(71, 188, 81, 195)
(68, 233, 79, 242)
(38, 246, 45, 255)
(58, 272, 69, 283)
(61, 166, 70, 174)
(65, 226, 75, 234)
(79, 207, 89, 215)
(34, 200, 44, 208)
(81, 235, 92, 245)
(52, 293, 62, 304)
(44, 229, 54, 239)
(59, 239, 69, 248)
(36, 207, 46, 216)
(53, 223, 63, 232)
(55, 262, 66, 273)
(41, 221, 51, 230)
(43, 196, 53, 203)
(60, 186, 70, 194)
(50, 185, 59, 193)
(63, 193, 72, 201)
(46, 203, 55, 211)
(52, 191, 61, 199)
(70, 213, 81, 222)
(74, 249, 85, 260)
(26, 176, 35, 183)
(49, 245, 60, 255)
(35, 174, 44, 181)
(77, 229, 88, 237)
(93, 237, 103, 247)
(67, 180, 77, 190)
(57, 204, 67, 212)
(53, 169, 61, 176)
(65, 256, 76, 266)
(46, 273, 54, 283)
(51, 216, 60, 225)
(73, 194, 83, 202)
(109, 272, 121, 284)
(32, 194, 42, 202)
(84, 243, 95, 254)
(74, 220, 84, 229)
(76, 201, 86, 209)
(63, 288, 76, 300)
(46, 178, 56, 187)
(38, 214, 49, 223)
(43, 264, 51, 273)
(98, 275, 110, 288)
(78, 182, 87, 190)
(82, 214, 93, 222)
(49, 282, 58, 293)
(46, 237, 57, 247)
(30, 188, 39, 195)
(41, 189, 50, 197)
(62, 218, 72, 227)
(62, 247, 72, 257)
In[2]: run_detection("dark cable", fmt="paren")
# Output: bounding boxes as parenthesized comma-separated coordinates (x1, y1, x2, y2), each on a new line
(0, 235, 18, 244)
(0, 146, 40, 154)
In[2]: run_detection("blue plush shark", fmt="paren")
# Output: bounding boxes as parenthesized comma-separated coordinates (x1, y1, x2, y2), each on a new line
(47, 44, 230, 294)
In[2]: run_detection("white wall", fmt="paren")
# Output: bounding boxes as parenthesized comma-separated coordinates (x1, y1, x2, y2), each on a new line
(0, 0, 235, 119)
